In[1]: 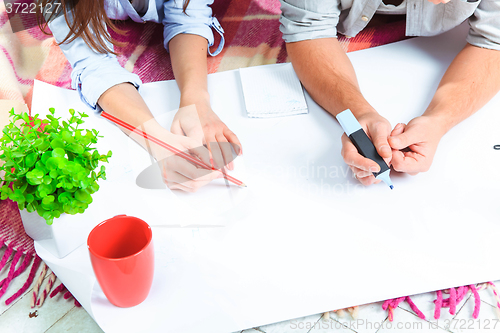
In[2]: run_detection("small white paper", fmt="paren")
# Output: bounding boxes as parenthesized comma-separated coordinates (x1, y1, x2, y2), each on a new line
(239, 63, 308, 118)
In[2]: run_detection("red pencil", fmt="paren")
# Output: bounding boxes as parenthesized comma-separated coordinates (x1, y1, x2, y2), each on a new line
(101, 111, 246, 187)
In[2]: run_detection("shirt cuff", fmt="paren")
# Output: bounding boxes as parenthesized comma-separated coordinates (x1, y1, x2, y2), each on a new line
(163, 23, 214, 52)
(279, 1, 339, 43)
(466, 33, 500, 51)
(72, 64, 142, 111)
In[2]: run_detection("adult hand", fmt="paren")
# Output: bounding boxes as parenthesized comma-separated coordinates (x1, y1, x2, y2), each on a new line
(388, 116, 446, 175)
(340, 111, 392, 186)
(171, 100, 242, 171)
(154, 132, 224, 192)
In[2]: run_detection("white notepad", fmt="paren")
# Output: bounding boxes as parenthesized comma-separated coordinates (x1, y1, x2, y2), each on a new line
(239, 63, 308, 118)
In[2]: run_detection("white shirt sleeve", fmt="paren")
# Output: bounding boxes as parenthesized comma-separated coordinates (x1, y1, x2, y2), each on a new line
(48, 13, 142, 110)
(163, 0, 225, 56)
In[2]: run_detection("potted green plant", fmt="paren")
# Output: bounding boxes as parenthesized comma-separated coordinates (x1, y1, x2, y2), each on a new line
(0, 107, 111, 257)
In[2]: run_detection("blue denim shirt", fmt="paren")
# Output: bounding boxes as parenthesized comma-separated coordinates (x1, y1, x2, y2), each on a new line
(48, 0, 225, 110)
(279, 0, 500, 50)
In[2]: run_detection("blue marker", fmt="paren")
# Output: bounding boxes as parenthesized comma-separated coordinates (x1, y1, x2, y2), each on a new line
(336, 109, 394, 189)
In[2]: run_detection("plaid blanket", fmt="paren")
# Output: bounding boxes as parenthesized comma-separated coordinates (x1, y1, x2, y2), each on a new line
(0, 0, 408, 108)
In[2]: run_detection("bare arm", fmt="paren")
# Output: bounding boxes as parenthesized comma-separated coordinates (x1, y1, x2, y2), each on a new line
(389, 44, 500, 173)
(97, 82, 220, 192)
(169, 34, 242, 171)
(286, 38, 368, 117)
(425, 44, 500, 131)
(287, 38, 393, 185)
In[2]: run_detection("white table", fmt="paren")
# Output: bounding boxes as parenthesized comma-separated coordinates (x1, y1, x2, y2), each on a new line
(33, 23, 500, 333)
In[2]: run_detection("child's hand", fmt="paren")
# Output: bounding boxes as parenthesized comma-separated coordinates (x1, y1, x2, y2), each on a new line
(154, 133, 223, 192)
(171, 100, 242, 171)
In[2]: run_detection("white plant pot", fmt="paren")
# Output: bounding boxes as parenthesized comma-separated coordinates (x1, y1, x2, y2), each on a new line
(20, 209, 96, 259)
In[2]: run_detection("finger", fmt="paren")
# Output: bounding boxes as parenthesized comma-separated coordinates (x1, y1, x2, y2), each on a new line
(391, 149, 428, 174)
(167, 174, 221, 193)
(390, 123, 406, 137)
(223, 128, 242, 156)
(216, 134, 236, 171)
(170, 119, 184, 136)
(341, 134, 381, 173)
(389, 126, 421, 150)
(163, 155, 221, 183)
(186, 144, 212, 168)
(351, 165, 379, 185)
(352, 166, 373, 179)
(167, 182, 196, 192)
(176, 158, 222, 182)
(357, 173, 378, 186)
(208, 138, 225, 170)
(369, 123, 392, 160)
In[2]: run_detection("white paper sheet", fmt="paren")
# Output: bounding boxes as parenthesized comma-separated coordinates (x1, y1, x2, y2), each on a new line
(239, 63, 308, 118)
(33, 23, 500, 333)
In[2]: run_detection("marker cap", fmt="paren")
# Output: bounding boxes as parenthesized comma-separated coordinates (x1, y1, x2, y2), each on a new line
(336, 109, 362, 137)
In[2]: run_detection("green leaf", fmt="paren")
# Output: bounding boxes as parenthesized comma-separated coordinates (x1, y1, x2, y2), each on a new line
(34, 137, 44, 146)
(10, 189, 25, 204)
(25, 152, 38, 168)
(45, 157, 60, 170)
(50, 139, 65, 149)
(41, 151, 52, 164)
(49, 107, 55, 114)
(42, 195, 54, 205)
(11, 151, 25, 158)
(75, 189, 91, 203)
(52, 148, 65, 158)
(67, 143, 84, 154)
(58, 192, 72, 204)
(21, 113, 30, 123)
(37, 139, 50, 151)
(42, 175, 52, 184)
(90, 183, 99, 193)
(26, 194, 34, 203)
(35, 161, 48, 175)
(26, 169, 44, 185)
(26, 203, 35, 213)
(62, 130, 74, 143)
(37, 183, 54, 197)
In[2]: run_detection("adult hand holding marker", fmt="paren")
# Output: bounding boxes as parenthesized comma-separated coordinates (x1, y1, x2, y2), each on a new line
(337, 109, 394, 189)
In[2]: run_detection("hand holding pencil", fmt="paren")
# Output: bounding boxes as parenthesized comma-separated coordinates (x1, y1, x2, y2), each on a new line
(101, 111, 245, 192)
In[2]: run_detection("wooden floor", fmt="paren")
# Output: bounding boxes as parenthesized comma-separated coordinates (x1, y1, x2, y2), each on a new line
(1, 245, 499, 333)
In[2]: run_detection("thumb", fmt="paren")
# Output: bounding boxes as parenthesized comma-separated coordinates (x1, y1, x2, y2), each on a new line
(389, 127, 420, 150)
(182, 138, 212, 168)
(369, 124, 392, 160)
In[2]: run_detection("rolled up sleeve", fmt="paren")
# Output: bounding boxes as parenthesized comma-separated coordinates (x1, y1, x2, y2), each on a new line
(279, 0, 341, 43)
(48, 14, 142, 111)
(163, 0, 219, 53)
(467, 0, 500, 50)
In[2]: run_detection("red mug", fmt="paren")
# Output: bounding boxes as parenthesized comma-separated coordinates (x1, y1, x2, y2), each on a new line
(87, 215, 154, 307)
